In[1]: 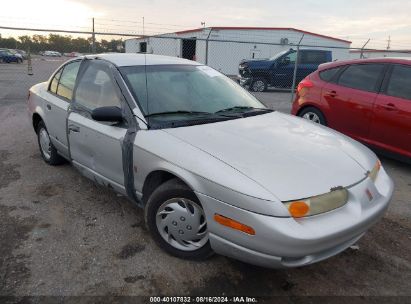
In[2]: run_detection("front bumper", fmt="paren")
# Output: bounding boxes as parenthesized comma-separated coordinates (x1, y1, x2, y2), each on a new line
(290, 99, 300, 115)
(197, 166, 394, 268)
(239, 76, 252, 87)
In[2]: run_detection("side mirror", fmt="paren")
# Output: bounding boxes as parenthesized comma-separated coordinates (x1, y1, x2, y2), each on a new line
(281, 57, 291, 66)
(91, 106, 123, 123)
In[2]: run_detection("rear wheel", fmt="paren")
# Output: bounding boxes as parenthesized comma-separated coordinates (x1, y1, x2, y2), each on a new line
(298, 107, 327, 126)
(36, 121, 65, 165)
(145, 178, 213, 260)
(250, 78, 267, 92)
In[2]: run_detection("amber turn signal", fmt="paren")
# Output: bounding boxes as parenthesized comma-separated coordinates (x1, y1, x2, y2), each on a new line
(214, 214, 256, 235)
(369, 160, 381, 182)
(288, 201, 310, 218)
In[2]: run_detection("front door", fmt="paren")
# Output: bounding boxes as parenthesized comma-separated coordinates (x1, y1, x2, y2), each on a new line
(182, 38, 196, 60)
(271, 50, 297, 88)
(369, 64, 411, 157)
(68, 60, 128, 194)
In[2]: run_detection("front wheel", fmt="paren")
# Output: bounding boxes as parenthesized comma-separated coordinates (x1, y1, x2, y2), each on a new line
(298, 107, 327, 126)
(145, 179, 213, 260)
(250, 78, 267, 92)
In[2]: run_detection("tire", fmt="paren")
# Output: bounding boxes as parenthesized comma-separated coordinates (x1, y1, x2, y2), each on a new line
(145, 178, 213, 260)
(250, 78, 267, 92)
(36, 121, 65, 165)
(298, 106, 327, 126)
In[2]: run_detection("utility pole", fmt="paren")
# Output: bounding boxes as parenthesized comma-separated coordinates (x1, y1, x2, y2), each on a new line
(27, 46, 33, 76)
(92, 17, 96, 53)
(387, 36, 391, 50)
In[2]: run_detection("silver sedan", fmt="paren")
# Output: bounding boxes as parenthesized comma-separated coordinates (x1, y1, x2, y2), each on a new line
(27, 54, 394, 268)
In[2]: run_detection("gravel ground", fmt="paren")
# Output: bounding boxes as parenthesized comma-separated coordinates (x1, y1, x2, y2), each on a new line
(0, 58, 410, 299)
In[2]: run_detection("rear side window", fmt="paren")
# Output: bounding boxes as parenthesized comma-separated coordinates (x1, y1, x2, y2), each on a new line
(74, 61, 122, 110)
(301, 51, 328, 64)
(49, 68, 62, 94)
(319, 67, 341, 82)
(385, 65, 411, 100)
(337, 64, 385, 92)
(56, 61, 81, 100)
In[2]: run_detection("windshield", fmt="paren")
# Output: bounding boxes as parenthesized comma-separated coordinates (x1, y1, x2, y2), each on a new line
(120, 64, 269, 128)
(269, 50, 291, 61)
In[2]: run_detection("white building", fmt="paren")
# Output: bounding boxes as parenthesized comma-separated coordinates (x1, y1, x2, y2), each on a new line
(349, 49, 411, 59)
(125, 27, 352, 75)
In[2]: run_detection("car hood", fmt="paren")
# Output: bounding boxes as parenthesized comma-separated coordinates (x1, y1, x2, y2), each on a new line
(164, 112, 372, 201)
(242, 59, 273, 69)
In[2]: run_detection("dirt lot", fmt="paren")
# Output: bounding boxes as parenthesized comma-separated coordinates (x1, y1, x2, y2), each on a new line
(0, 58, 410, 299)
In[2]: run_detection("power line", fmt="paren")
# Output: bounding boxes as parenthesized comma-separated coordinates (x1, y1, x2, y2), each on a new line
(0, 25, 143, 37)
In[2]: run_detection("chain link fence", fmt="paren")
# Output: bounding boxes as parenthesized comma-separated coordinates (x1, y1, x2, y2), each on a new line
(1, 28, 411, 112)
(0, 30, 135, 105)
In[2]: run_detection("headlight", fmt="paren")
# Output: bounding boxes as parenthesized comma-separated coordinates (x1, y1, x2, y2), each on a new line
(368, 160, 381, 182)
(284, 188, 349, 218)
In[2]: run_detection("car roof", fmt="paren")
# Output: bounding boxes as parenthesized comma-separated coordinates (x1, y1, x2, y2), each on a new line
(319, 57, 411, 70)
(83, 53, 201, 67)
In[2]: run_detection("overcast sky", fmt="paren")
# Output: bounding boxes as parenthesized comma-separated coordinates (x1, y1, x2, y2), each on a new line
(1, 0, 410, 48)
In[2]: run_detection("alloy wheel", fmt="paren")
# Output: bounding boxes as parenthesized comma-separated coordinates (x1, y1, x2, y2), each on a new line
(252, 80, 265, 92)
(302, 112, 321, 124)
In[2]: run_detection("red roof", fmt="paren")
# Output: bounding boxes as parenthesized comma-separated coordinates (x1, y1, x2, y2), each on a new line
(350, 49, 411, 53)
(175, 27, 351, 44)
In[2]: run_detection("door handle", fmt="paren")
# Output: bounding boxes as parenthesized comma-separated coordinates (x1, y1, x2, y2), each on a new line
(68, 125, 80, 133)
(328, 90, 337, 98)
(46, 104, 51, 110)
(382, 103, 397, 111)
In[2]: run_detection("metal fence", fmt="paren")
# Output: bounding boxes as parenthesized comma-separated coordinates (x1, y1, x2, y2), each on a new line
(0, 27, 138, 105)
(1, 27, 411, 111)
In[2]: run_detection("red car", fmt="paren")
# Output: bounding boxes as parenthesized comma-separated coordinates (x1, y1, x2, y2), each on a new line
(292, 57, 411, 160)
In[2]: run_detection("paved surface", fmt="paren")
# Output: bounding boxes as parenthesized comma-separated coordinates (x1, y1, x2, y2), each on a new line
(0, 58, 410, 297)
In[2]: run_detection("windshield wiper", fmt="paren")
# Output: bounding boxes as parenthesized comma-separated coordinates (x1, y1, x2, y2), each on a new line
(215, 106, 254, 113)
(215, 106, 272, 114)
(145, 110, 211, 118)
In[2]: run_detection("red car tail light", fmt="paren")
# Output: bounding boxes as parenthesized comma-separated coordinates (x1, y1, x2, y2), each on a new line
(297, 79, 313, 97)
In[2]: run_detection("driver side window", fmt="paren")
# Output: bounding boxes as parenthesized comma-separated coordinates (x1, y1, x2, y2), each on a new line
(282, 52, 297, 65)
(74, 61, 122, 110)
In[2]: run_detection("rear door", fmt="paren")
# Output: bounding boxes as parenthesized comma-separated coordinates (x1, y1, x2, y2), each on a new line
(68, 60, 128, 194)
(321, 63, 386, 141)
(43, 60, 81, 158)
(369, 64, 411, 157)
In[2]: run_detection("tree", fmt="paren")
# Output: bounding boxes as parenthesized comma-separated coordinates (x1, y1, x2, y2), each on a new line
(0, 33, 125, 54)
